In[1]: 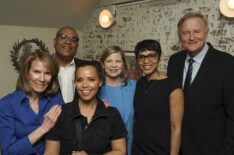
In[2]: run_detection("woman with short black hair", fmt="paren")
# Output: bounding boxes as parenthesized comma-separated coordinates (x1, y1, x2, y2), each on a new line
(132, 39, 184, 155)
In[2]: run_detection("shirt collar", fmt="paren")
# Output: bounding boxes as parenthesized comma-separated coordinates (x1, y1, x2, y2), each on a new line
(69, 59, 75, 66)
(17, 89, 28, 104)
(62, 58, 75, 68)
(72, 94, 108, 119)
(42, 92, 52, 102)
(185, 43, 209, 64)
(93, 98, 108, 118)
(58, 58, 75, 68)
(17, 89, 52, 104)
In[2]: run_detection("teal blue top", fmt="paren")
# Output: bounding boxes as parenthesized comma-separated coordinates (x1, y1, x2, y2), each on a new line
(99, 79, 136, 155)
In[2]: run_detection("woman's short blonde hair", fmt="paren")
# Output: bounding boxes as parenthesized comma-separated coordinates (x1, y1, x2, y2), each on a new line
(100, 45, 130, 87)
(16, 49, 59, 94)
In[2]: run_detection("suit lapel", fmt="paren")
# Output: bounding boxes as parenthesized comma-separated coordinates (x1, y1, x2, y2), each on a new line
(185, 46, 214, 98)
(178, 52, 187, 87)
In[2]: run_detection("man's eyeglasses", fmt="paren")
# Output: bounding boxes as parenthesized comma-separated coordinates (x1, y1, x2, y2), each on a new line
(56, 33, 79, 43)
(137, 53, 158, 62)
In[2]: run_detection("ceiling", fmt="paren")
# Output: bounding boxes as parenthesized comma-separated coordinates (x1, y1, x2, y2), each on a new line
(0, 0, 96, 30)
(0, 0, 145, 30)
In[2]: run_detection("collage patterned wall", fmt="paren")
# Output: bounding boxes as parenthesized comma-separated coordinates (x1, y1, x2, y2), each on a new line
(82, 0, 234, 75)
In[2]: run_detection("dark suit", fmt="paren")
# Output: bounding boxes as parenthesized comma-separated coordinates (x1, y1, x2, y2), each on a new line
(74, 57, 85, 68)
(167, 43, 234, 155)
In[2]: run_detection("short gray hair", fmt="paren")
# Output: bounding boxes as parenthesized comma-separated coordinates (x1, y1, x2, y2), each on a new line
(177, 12, 208, 33)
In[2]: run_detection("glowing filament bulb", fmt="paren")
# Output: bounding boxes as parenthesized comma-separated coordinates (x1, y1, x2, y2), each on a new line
(102, 15, 109, 23)
(228, 0, 234, 9)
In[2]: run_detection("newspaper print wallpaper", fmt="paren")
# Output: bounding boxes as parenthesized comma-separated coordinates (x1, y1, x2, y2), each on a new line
(81, 0, 234, 75)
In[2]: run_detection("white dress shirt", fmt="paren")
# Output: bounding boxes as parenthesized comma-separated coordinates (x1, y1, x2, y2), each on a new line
(182, 43, 209, 88)
(58, 59, 76, 103)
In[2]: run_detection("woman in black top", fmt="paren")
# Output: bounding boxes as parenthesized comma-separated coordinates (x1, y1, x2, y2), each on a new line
(44, 61, 127, 155)
(132, 40, 184, 155)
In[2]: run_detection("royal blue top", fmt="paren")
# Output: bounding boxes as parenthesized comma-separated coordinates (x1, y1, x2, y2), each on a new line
(99, 79, 136, 155)
(0, 89, 64, 155)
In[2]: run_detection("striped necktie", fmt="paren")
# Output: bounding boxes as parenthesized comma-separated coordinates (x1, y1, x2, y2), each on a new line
(183, 58, 195, 93)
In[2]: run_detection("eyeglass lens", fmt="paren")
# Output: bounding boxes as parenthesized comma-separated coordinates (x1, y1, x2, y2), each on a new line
(57, 33, 79, 43)
(137, 53, 157, 61)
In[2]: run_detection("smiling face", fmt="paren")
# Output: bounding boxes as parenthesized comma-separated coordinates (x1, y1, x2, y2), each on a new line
(28, 59, 52, 95)
(54, 28, 79, 61)
(137, 50, 160, 80)
(179, 16, 209, 57)
(103, 53, 124, 79)
(76, 66, 103, 103)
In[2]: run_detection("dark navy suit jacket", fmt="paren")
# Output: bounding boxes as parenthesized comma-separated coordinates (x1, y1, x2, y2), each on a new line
(167, 43, 234, 155)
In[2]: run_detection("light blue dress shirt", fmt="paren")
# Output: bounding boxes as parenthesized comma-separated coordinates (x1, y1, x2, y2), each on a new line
(0, 89, 64, 155)
(182, 43, 209, 88)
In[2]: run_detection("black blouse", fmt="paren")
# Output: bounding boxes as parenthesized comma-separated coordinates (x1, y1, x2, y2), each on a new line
(46, 95, 127, 155)
(132, 77, 180, 155)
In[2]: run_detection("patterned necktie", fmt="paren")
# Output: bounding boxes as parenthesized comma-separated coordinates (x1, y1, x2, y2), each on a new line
(183, 58, 195, 93)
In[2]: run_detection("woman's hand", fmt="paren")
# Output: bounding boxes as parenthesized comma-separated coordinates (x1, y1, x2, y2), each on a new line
(72, 151, 88, 155)
(28, 105, 62, 145)
(40, 105, 62, 133)
(101, 99, 112, 108)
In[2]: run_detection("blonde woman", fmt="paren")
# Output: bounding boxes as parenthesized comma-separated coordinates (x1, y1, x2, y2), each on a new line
(99, 45, 136, 155)
(0, 50, 63, 155)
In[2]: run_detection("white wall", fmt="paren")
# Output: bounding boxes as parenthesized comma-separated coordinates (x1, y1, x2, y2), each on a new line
(82, 0, 234, 75)
(0, 25, 83, 98)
